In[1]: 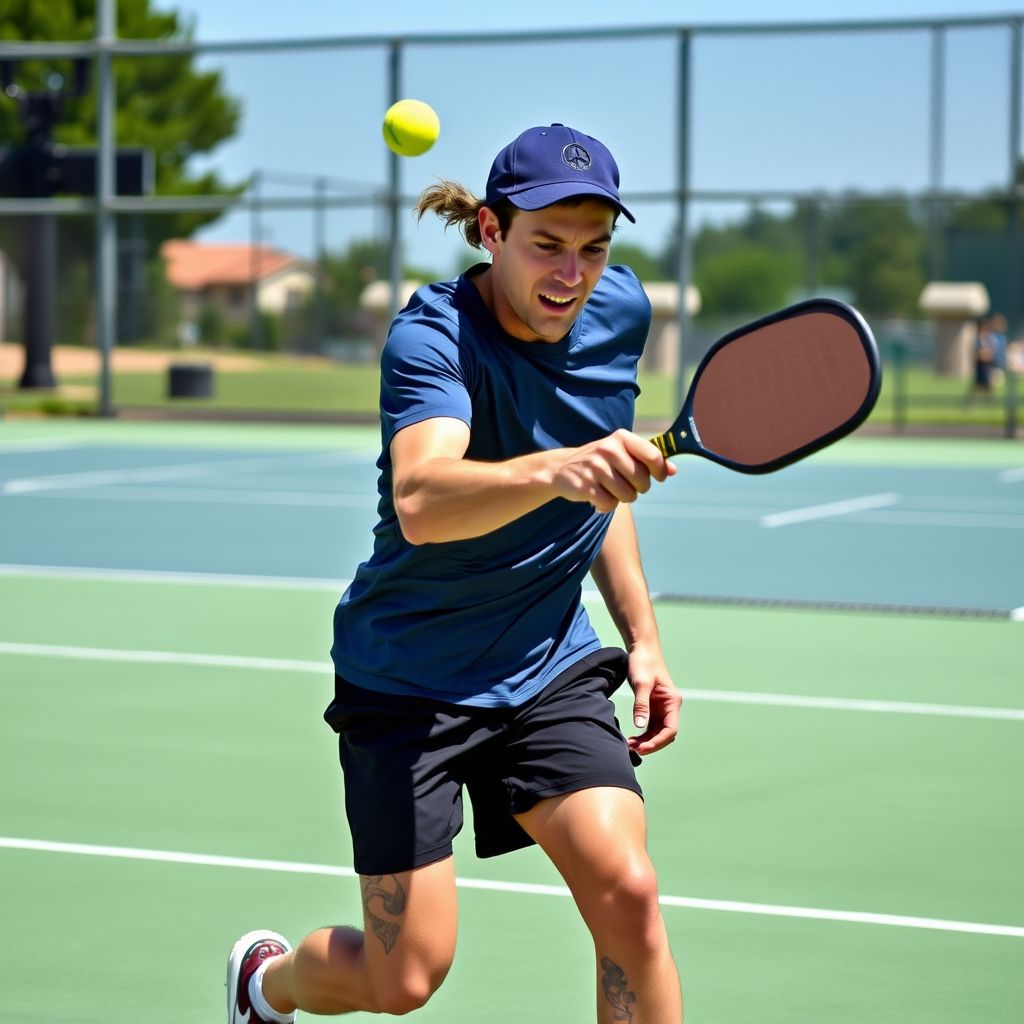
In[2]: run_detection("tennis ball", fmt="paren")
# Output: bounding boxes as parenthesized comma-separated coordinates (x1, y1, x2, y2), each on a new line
(382, 99, 440, 157)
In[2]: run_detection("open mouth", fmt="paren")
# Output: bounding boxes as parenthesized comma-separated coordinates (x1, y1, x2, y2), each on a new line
(539, 292, 576, 311)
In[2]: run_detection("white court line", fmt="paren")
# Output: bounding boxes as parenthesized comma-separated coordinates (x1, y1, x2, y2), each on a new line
(0, 563, 347, 589)
(8, 485, 380, 508)
(1, 837, 1020, 938)
(643, 503, 1024, 530)
(679, 688, 1024, 722)
(761, 493, 900, 528)
(999, 467, 1024, 483)
(0, 641, 326, 674)
(3, 641, 1023, 722)
(1, 450, 369, 495)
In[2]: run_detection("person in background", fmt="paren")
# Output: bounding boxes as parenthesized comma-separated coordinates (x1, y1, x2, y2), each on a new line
(967, 314, 999, 404)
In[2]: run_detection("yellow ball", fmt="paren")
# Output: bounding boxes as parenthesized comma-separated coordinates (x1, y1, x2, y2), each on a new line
(382, 99, 440, 157)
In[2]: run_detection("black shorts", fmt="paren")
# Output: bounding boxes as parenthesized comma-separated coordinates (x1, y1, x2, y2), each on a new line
(323, 647, 642, 876)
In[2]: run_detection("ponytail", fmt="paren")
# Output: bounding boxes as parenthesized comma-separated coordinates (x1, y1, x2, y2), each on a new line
(415, 180, 514, 249)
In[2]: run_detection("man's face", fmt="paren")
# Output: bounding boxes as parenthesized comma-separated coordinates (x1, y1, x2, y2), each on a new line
(480, 199, 615, 344)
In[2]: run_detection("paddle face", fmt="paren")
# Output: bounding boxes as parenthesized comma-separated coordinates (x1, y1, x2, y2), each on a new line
(651, 298, 881, 473)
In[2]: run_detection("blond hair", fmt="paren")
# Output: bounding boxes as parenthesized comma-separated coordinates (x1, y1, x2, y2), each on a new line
(416, 180, 613, 250)
(416, 179, 517, 250)
(415, 179, 486, 248)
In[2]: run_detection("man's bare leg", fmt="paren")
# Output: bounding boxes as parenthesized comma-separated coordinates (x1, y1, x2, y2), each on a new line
(517, 788, 683, 1023)
(260, 857, 458, 1016)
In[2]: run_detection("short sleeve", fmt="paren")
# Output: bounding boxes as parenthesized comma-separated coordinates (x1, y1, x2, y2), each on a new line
(379, 316, 472, 449)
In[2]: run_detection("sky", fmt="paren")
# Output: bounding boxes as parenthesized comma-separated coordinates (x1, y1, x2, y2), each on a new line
(167, 1, 1023, 273)
(176, 0, 1015, 39)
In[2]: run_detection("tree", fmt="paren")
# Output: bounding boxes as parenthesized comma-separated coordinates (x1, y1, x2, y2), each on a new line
(946, 157, 1024, 233)
(320, 240, 391, 324)
(286, 239, 441, 352)
(0, 2, 243, 356)
(0, 0, 243, 348)
(820, 200, 926, 317)
(943, 159, 1024, 320)
(696, 243, 799, 316)
(691, 207, 804, 316)
(608, 241, 665, 282)
(0, 0, 241, 238)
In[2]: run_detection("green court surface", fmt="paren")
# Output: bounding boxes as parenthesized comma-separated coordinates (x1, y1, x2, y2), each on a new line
(1, 419, 1022, 1022)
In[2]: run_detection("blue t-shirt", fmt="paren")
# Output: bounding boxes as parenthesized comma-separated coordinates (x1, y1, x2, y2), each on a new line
(330, 263, 650, 707)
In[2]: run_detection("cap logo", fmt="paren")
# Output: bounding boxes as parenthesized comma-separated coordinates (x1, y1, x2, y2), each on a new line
(562, 143, 591, 171)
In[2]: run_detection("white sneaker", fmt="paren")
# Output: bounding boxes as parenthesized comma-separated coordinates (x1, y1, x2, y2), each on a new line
(226, 930, 293, 1024)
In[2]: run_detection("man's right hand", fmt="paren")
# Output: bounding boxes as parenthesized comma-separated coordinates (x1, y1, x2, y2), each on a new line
(551, 429, 676, 513)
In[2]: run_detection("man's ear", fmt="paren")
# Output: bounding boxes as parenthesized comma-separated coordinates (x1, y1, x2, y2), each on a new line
(478, 206, 502, 256)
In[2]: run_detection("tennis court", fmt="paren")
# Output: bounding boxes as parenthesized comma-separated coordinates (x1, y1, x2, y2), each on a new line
(1, 418, 1022, 1023)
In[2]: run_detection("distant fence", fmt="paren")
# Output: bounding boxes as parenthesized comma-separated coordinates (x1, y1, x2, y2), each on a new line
(879, 325, 1021, 437)
(0, 6, 1021, 431)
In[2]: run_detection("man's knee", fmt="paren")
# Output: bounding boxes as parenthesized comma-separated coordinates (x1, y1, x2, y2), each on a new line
(585, 856, 664, 942)
(369, 965, 448, 1016)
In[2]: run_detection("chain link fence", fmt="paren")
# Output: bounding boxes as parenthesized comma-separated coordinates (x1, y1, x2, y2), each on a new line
(0, 11, 1021, 432)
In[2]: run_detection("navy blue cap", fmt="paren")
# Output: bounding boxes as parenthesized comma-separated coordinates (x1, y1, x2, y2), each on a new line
(484, 123, 635, 223)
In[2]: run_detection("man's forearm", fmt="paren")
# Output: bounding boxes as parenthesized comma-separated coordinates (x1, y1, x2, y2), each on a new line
(589, 504, 660, 649)
(393, 449, 564, 545)
(391, 420, 673, 546)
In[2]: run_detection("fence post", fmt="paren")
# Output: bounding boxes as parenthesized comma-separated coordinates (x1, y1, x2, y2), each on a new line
(1005, 16, 1022, 439)
(1006, 367, 1019, 438)
(892, 340, 908, 433)
(249, 170, 264, 349)
(313, 175, 326, 352)
(927, 25, 946, 283)
(674, 28, 693, 411)
(387, 40, 403, 332)
(95, 0, 116, 416)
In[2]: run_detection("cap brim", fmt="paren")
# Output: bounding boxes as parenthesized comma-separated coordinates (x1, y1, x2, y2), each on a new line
(506, 182, 635, 223)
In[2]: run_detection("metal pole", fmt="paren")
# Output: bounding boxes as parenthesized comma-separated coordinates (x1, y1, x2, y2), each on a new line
(1, 255, 11, 342)
(928, 24, 946, 283)
(1004, 16, 1022, 438)
(893, 340, 907, 433)
(313, 174, 326, 352)
(674, 28, 693, 411)
(95, 0, 116, 416)
(387, 41, 402, 331)
(1008, 17, 1022, 196)
(250, 170, 263, 348)
(804, 198, 821, 295)
(20, 210, 58, 389)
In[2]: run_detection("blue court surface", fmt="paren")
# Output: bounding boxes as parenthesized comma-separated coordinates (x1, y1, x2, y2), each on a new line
(1, 420, 1021, 614)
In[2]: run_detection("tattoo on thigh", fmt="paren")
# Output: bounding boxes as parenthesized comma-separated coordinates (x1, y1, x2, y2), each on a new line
(600, 957, 637, 1022)
(361, 874, 407, 954)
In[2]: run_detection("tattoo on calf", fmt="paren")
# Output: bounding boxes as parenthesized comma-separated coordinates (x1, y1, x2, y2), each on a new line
(361, 874, 408, 954)
(600, 956, 638, 1022)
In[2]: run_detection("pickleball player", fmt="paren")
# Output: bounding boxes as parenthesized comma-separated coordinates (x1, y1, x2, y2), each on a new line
(227, 123, 684, 1024)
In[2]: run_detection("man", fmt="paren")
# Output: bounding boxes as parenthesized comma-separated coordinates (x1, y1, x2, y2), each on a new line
(228, 123, 684, 1023)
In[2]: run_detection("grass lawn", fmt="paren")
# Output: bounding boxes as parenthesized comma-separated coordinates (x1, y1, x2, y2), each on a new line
(0, 346, 1019, 432)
